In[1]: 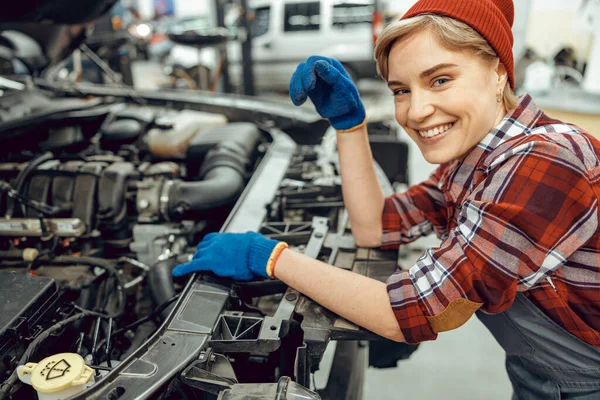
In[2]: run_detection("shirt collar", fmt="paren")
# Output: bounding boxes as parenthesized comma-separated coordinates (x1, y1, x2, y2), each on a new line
(477, 93, 542, 152)
(442, 94, 543, 192)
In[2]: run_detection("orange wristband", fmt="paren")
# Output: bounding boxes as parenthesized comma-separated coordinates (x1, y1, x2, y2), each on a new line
(335, 117, 367, 134)
(266, 242, 289, 279)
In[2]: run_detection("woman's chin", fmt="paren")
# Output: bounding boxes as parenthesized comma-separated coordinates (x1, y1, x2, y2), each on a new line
(421, 148, 460, 164)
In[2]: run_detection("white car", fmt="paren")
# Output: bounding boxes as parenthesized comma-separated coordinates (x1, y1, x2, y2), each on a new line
(167, 0, 380, 91)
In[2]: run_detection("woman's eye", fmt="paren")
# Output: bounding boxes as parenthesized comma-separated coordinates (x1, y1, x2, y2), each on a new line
(433, 78, 449, 87)
(392, 88, 410, 96)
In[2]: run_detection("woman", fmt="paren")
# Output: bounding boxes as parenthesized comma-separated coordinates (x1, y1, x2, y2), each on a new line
(173, 0, 600, 398)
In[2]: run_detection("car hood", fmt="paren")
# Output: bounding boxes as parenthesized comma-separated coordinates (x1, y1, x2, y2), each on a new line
(0, 0, 117, 24)
(0, 0, 118, 73)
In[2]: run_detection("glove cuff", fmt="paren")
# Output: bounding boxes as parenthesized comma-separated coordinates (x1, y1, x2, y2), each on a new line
(248, 236, 280, 278)
(329, 104, 367, 131)
(335, 117, 367, 134)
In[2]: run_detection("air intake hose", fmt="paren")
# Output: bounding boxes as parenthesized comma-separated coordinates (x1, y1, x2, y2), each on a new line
(167, 141, 252, 219)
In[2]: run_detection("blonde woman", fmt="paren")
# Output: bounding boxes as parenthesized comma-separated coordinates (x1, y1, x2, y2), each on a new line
(174, 0, 600, 397)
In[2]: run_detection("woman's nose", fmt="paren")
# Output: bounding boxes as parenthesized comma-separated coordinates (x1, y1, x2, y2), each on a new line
(407, 91, 435, 123)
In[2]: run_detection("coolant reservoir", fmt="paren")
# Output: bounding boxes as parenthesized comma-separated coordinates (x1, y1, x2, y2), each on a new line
(17, 353, 95, 400)
(146, 109, 228, 158)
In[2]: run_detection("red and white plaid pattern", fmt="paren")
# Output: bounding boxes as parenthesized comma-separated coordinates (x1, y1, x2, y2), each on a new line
(382, 94, 600, 345)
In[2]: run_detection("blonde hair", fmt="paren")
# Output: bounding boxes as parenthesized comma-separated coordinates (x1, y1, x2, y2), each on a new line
(374, 14, 517, 111)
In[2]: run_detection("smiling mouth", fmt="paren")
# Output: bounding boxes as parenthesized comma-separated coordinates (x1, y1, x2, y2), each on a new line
(417, 122, 455, 138)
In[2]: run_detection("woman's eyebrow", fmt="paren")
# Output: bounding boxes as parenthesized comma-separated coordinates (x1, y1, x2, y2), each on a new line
(419, 63, 458, 79)
(387, 63, 459, 88)
(387, 80, 404, 88)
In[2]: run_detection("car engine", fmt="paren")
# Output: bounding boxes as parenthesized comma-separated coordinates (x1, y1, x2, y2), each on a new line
(0, 85, 416, 400)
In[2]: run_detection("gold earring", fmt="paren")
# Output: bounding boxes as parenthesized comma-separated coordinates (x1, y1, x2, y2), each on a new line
(496, 90, 503, 103)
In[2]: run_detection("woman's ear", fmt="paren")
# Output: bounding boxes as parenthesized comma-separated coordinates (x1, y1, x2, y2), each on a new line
(495, 60, 509, 88)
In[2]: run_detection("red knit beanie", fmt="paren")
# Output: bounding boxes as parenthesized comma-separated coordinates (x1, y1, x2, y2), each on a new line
(401, 0, 515, 89)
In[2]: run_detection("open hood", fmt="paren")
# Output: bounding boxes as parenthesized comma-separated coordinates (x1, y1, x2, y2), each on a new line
(0, 0, 120, 74)
(0, 24, 90, 74)
(0, 0, 117, 24)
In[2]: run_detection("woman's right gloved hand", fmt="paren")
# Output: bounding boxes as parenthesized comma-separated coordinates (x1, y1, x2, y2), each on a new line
(289, 56, 366, 132)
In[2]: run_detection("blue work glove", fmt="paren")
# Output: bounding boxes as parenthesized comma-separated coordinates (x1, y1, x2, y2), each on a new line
(289, 56, 366, 131)
(172, 232, 280, 280)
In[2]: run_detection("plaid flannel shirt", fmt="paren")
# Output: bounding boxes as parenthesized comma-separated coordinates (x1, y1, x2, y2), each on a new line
(382, 94, 600, 346)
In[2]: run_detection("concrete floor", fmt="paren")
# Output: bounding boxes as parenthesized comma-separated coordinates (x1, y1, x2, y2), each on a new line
(131, 61, 514, 399)
(363, 318, 512, 399)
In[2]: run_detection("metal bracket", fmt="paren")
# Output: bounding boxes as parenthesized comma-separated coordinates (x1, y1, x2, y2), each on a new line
(180, 349, 238, 395)
(260, 221, 313, 245)
(258, 217, 328, 342)
(211, 217, 329, 354)
(326, 209, 354, 265)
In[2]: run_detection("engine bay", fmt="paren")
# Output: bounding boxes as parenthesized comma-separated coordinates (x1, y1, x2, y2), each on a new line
(0, 86, 416, 400)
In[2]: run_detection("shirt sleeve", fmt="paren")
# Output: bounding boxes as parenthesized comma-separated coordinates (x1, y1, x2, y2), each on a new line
(381, 165, 450, 250)
(386, 140, 599, 344)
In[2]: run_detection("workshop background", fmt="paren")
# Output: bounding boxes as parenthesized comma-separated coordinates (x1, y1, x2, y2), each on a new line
(89, 0, 599, 398)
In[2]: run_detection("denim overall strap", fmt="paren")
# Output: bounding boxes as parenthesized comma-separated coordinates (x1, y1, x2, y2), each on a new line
(476, 293, 600, 399)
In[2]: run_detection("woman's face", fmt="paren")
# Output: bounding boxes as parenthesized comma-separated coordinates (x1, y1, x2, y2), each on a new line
(387, 28, 508, 164)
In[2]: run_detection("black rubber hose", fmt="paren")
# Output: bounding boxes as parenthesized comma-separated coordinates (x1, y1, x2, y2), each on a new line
(5, 152, 54, 218)
(168, 140, 252, 218)
(167, 166, 245, 217)
(147, 257, 179, 320)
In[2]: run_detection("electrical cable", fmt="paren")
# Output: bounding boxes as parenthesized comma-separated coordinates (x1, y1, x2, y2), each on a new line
(0, 181, 60, 217)
(71, 304, 112, 319)
(90, 317, 102, 376)
(3, 152, 53, 218)
(93, 293, 181, 362)
(105, 318, 113, 368)
(75, 332, 85, 355)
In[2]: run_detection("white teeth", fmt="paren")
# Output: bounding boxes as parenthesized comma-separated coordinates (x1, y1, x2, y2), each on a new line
(418, 123, 453, 138)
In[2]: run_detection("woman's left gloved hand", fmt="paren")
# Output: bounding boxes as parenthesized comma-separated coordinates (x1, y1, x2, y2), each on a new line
(171, 232, 286, 280)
